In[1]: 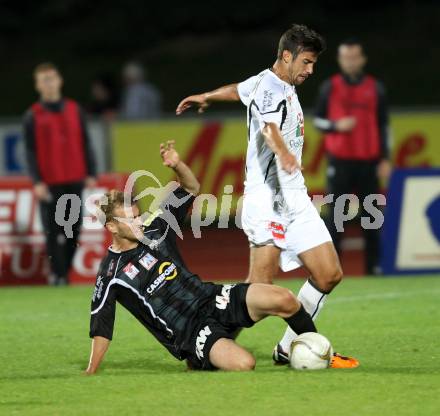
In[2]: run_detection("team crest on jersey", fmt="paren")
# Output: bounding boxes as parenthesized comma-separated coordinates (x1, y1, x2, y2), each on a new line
(296, 113, 304, 137)
(139, 253, 158, 270)
(123, 263, 140, 280)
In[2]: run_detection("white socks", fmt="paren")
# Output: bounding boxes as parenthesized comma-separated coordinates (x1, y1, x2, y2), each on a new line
(279, 279, 328, 353)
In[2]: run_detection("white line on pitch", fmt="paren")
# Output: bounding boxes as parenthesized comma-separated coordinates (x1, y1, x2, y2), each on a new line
(328, 288, 440, 304)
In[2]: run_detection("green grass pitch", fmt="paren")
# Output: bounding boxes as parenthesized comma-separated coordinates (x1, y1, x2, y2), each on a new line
(1, 276, 439, 416)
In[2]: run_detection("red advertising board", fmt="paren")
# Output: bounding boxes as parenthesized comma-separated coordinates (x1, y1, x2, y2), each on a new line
(0, 173, 128, 286)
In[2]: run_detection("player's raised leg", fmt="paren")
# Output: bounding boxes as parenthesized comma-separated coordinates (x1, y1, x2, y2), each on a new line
(246, 283, 317, 336)
(209, 283, 317, 371)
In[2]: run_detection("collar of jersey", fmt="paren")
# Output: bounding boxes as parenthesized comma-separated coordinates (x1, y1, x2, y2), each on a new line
(267, 68, 295, 90)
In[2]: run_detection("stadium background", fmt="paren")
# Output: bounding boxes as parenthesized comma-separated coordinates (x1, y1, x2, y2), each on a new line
(0, 0, 439, 284)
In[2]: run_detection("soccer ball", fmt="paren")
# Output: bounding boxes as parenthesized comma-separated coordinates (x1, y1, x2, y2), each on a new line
(289, 332, 333, 370)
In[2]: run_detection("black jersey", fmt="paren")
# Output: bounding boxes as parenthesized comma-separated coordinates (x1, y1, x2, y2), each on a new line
(89, 187, 218, 360)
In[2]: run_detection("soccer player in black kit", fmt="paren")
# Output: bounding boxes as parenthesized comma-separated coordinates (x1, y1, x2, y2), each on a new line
(86, 141, 320, 373)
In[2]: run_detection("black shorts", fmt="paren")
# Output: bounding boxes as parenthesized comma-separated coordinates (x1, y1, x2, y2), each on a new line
(185, 283, 255, 370)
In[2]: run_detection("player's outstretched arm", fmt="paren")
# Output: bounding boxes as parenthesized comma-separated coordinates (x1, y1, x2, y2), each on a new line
(176, 83, 239, 115)
(160, 140, 200, 195)
(262, 122, 302, 174)
(85, 336, 110, 375)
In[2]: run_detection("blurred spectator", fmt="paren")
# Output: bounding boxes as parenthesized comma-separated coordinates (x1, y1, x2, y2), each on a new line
(23, 62, 97, 285)
(88, 73, 119, 121)
(119, 61, 162, 119)
(313, 39, 391, 275)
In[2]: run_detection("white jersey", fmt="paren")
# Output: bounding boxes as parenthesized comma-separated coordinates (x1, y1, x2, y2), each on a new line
(237, 69, 306, 194)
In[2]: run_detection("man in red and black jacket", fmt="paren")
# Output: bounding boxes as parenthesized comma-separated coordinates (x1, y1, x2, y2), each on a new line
(24, 62, 97, 285)
(313, 39, 392, 275)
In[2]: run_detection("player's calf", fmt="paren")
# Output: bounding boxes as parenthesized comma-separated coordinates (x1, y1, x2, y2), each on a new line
(310, 263, 343, 294)
(245, 245, 280, 284)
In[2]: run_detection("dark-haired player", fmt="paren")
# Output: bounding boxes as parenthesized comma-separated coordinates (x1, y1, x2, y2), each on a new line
(85, 141, 319, 373)
(176, 24, 358, 368)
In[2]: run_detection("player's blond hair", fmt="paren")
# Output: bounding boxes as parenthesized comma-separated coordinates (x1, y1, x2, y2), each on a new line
(96, 190, 133, 225)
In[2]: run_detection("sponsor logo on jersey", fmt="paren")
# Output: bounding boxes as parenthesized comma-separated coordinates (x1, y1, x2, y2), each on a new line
(123, 263, 140, 280)
(215, 284, 236, 310)
(106, 259, 115, 277)
(262, 90, 273, 112)
(92, 275, 104, 301)
(289, 136, 304, 149)
(268, 221, 285, 240)
(139, 253, 158, 270)
(195, 325, 212, 359)
(146, 262, 178, 294)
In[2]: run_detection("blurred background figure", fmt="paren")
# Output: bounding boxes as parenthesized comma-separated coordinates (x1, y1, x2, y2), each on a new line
(88, 73, 119, 121)
(119, 61, 162, 120)
(313, 39, 392, 275)
(23, 63, 97, 285)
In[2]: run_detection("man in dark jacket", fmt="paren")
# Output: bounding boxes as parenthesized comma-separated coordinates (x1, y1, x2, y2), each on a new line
(24, 62, 97, 285)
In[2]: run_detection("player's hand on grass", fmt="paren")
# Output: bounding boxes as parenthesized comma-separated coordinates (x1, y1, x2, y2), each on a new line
(335, 116, 356, 132)
(34, 182, 51, 202)
(160, 140, 180, 169)
(279, 151, 302, 174)
(176, 94, 210, 115)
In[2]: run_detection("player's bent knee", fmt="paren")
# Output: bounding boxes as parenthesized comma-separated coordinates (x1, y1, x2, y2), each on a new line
(315, 264, 343, 293)
(235, 354, 256, 371)
(327, 265, 343, 290)
(276, 288, 300, 318)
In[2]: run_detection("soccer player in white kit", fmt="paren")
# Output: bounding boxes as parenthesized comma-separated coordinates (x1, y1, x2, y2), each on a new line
(176, 24, 358, 368)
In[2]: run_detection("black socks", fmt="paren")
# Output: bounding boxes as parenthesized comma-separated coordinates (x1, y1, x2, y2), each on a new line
(284, 304, 317, 335)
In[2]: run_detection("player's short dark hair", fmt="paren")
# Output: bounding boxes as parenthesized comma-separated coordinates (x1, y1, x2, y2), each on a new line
(277, 24, 326, 59)
(33, 62, 60, 79)
(338, 38, 365, 54)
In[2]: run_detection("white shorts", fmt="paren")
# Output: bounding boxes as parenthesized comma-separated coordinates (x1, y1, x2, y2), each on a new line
(241, 188, 332, 272)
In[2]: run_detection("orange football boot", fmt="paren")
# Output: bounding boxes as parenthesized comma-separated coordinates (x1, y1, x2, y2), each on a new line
(330, 352, 360, 369)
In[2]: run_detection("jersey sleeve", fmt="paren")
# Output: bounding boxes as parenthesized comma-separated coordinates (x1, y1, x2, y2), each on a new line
(168, 186, 195, 226)
(89, 280, 117, 340)
(237, 75, 258, 106)
(253, 79, 286, 126)
(146, 186, 195, 240)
